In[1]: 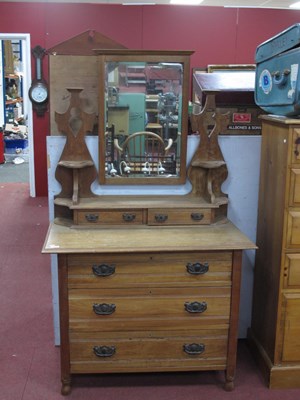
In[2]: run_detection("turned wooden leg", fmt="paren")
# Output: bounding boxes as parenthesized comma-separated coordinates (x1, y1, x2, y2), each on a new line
(224, 373, 234, 391)
(61, 377, 72, 396)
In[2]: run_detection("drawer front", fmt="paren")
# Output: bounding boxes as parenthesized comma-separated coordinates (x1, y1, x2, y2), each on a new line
(292, 128, 300, 164)
(284, 254, 300, 288)
(282, 294, 300, 362)
(286, 210, 300, 248)
(69, 287, 231, 332)
(289, 169, 300, 206)
(75, 209, 144, 225)
(148, 208, 212, 225)
(69, 330, 228, 373)
(67, 252, 232, 289)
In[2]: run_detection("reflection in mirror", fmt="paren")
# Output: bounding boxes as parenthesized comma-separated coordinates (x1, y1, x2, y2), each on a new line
(104, 61, 183, 180)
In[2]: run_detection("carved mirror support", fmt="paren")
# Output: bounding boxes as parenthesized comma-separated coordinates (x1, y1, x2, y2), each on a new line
(188, 93, 229, 203)
(54, 88, 97, 204)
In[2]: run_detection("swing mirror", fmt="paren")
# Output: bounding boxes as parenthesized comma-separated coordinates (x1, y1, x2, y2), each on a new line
(96, 50, 192, 185)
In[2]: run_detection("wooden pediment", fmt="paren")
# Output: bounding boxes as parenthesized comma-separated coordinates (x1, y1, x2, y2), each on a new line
(47, 30, 126, 55)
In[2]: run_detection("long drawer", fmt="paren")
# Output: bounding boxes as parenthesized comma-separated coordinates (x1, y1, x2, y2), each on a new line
(69, 287, 231, 332)
(69, 330, 228, 373)
(67, 252, 233, 289)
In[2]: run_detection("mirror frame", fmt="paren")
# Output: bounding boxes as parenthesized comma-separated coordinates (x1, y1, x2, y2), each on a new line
(95, 49, 193, 185)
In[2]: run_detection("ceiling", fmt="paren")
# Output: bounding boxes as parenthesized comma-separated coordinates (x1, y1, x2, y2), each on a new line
(2, 0, 300, 9)
(110, 0, 300, 7)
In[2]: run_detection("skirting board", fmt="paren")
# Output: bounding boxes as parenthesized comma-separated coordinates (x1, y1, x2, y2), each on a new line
(247, 328, 300, 389)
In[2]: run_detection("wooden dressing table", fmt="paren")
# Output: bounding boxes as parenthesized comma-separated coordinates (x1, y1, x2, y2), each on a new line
(43, 47, 255, 394)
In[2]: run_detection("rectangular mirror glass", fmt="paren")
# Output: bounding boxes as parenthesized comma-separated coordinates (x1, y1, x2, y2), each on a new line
(97, 51, 191, 185)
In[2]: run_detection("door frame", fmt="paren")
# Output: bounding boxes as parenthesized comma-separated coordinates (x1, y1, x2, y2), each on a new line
(0, 33, 35, 197)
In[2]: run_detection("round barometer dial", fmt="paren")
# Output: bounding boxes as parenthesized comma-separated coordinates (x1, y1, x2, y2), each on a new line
(28, 45, 49, 116)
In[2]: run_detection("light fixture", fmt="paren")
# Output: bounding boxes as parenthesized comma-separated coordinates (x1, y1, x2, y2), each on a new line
(170, 0, 203, 5)
(290, 2, 300, 8)
(224, 5, 262, 8)
(123, 2, 156, 4)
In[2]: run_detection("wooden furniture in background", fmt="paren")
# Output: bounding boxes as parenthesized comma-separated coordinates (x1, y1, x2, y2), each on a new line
(146, 94, 163, 136)
(125, 64, 146, 86)
(107, 105, 129, 137)
(248, 115, 300, 388)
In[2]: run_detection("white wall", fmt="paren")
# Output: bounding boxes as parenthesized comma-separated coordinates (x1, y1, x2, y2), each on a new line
(47, 134, 261, 344)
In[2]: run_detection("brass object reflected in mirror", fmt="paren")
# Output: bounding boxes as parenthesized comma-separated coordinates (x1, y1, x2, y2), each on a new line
(96, 50, 192, 185)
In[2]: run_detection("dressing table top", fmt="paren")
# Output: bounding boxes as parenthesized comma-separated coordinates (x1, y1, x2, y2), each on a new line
(43, 220, 256, 254)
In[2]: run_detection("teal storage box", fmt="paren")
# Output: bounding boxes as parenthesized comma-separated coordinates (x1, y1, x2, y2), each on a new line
(255, 24, 300, 116)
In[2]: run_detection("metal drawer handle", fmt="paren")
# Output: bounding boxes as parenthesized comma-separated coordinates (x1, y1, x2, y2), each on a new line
(183, 343, 205, 355)
(123, 213, 136, 222)
(191, 213, 204, 221)
(185, 301, 207, 313)
(186, 262, 209, 275)
(93, 303, 116, 315)
(93, 346, 116, 358)
(85, 213, 99, 223)
(92, 264, 115, 277)
(155, 214, 168, 223)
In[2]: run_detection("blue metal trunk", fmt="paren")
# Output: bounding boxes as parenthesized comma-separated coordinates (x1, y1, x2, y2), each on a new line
(255, 24, 300, 116)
